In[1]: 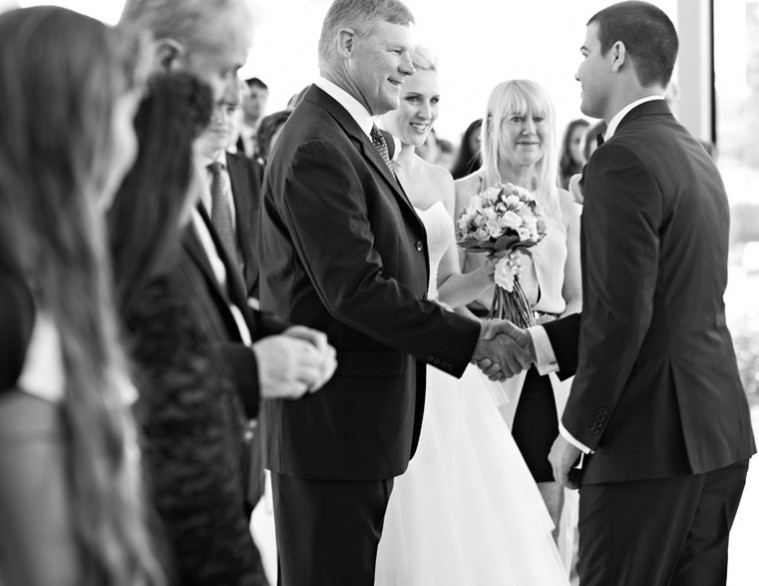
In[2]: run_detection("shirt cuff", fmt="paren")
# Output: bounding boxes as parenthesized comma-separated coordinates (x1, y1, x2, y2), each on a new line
(560, 422, 593, 455)
(527, 325, 559, 375)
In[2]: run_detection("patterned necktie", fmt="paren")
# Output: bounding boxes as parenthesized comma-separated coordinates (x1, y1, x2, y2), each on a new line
(207, 161, 237, 260)
(370, 124, 394, 174)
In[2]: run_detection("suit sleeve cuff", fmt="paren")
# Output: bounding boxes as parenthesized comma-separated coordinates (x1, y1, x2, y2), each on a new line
(560, 422, 593, 454)
(527, 325, 559, 375)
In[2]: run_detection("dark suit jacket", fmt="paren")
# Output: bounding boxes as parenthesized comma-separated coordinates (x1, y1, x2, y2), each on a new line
(182, 208, 286, 418)
(226, 151, 264, 298)
(258, 84, 480, 481)
(544, 100, 755, 484)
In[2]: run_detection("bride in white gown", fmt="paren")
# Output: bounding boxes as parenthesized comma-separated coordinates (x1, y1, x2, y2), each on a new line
(373, 47, 570, 585)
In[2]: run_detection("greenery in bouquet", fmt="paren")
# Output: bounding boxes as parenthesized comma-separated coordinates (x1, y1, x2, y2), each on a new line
(457, 182, 547, 326)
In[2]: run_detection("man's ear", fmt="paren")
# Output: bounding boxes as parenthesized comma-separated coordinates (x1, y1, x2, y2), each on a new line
(610, 40, 626, 73)
(152, 38, 186, 73)
(336, 28, 357, 59)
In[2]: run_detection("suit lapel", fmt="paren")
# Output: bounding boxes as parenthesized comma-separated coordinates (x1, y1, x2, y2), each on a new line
(306, 86, 419, 220)
(191, 204, 253, 319)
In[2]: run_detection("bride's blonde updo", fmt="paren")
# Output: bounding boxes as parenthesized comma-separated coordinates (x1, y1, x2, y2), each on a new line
(410, 45, 438, 71)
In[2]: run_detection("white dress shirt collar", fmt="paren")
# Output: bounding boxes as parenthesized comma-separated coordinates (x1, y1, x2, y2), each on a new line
(605, 95, 666, 140)
(314, 76, 375, 138)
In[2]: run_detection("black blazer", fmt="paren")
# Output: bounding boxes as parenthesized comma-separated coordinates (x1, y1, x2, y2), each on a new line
(545, 100, 755, 484)
(258, 84, 481, 481)
(226, 151, 264, 298)
(182, 209, 286, 418)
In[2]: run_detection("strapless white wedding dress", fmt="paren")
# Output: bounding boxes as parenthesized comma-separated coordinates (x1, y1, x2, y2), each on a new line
(374, 202, 570, 585)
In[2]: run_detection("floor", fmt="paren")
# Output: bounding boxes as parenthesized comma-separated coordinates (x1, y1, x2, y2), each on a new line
(251, 406, 759, 585)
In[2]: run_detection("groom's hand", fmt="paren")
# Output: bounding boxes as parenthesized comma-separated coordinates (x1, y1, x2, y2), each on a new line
(472, 320, 534, 380)
(548, 435, 582, 490)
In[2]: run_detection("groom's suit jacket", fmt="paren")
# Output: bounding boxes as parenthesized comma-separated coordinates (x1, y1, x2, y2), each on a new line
(544, 100, 755, 485)
(258, 84, 480, 481)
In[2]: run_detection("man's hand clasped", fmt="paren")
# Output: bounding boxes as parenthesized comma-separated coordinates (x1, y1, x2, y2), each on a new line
(253, 326, 337, 399)
(471, 320, 535, 381)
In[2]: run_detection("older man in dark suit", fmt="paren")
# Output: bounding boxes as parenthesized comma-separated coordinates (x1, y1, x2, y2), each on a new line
(258, 1, 520, 584)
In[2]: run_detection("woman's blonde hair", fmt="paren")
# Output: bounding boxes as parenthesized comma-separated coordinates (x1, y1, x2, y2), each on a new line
(480, 79, 560, 215)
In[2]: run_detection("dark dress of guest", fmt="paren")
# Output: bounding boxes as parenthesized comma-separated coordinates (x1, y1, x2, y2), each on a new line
(558, 118, 590, 189)
(108, 72, 263, 586)
(450, 118, 482, 179)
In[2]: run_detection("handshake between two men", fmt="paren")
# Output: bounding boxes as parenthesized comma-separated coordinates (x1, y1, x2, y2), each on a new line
(471, 320, 535, 381)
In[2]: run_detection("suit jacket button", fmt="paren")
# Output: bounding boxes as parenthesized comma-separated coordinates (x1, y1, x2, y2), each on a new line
(416, 241, 423, 252)
(427, 354, 435, 362)
(433, 358, 441, 366)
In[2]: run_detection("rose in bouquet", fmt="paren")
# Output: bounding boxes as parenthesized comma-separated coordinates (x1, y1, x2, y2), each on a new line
(457, 182, 547, 327)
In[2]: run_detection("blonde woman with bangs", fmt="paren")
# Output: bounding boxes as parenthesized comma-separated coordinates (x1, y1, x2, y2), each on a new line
(455, 80, 582, 553)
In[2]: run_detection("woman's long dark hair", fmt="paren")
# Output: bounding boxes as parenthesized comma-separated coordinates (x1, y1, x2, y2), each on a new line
(559, 118, 590, 187)
(450, 118, 483, 179)
(109, 72, 213, 317)
(0, 7, 164, 585)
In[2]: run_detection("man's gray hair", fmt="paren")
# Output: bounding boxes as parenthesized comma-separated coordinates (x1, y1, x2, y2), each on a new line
(120, 0, 251, 51)
(318, 0, 414, 66)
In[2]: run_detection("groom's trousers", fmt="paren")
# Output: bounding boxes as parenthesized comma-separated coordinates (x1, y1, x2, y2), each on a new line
(271, 471, 394, 586)
(577, 460, 749, 586)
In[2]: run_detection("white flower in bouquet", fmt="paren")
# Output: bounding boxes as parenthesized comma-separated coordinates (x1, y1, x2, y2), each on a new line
(494, 257, 519, 293)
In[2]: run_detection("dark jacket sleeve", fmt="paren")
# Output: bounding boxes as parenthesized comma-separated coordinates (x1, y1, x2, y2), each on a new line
(541, 313, 581, 379)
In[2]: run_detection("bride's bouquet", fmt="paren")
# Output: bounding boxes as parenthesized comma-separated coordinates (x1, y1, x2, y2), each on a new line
(457, 182, 547, 327)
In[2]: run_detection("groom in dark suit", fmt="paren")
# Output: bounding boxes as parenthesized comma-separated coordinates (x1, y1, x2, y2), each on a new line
(258, 1, 518, 584)
(516, 2, 757, 585)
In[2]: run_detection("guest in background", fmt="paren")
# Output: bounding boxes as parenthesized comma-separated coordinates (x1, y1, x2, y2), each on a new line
(109, 71, 269, 586)
(455, 80, 582, 553)
(450, 118, 483, 179)
(435, 136, 456, 171)
(119, 0, 336, 419)
(0, 7, 164, 586)
(237, 77, 269, 158)
(197, 99, 265, 300)
(118, 12, 337, 581)
(256, 110, 292, 166)
(558, 118, 590, 189)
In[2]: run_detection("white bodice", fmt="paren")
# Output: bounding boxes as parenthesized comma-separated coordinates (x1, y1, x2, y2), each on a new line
(415, 201, 455, 302)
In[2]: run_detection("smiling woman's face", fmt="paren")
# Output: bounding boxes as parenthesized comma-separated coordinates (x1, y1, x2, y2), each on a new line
(383, 67, 440, 148)
(498, 107, 547, 167)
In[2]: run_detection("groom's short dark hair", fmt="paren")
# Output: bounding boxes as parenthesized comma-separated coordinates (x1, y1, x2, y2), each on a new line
(589, 0, 678, 88)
